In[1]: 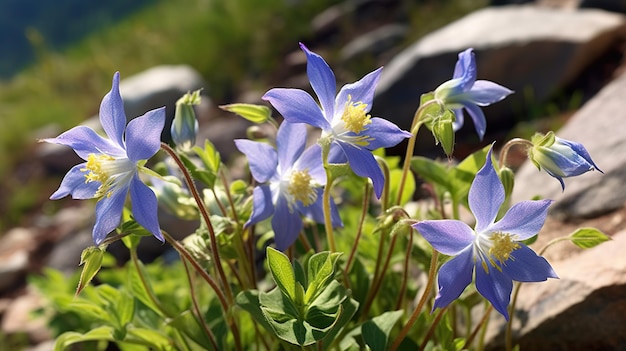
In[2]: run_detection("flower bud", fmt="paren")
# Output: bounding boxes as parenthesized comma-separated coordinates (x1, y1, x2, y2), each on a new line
(498, 166, 515, 199)
(171, 89, 201, 151)
(528, 131, 602, 190)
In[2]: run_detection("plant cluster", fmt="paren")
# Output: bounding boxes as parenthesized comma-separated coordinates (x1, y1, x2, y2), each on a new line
(35, 44, 607, 351)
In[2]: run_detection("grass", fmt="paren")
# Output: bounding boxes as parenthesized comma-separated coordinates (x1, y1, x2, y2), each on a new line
(0, 0, 488, 231)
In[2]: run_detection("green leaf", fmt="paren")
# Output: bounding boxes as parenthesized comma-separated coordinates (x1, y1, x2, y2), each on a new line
(180, 150, 217, 189)
(570, 228, 611, 249)
(127, 260, 168, 318)
(169, 311, 217, 350)
(220, 103, 272, 123)
(326, 163, 354, 180)
(305, 251, 342, 303)
(362, 310, 404, 351)
(235, 290, 275, 333)
(193, 139, 221, 173)
(76, 246, 105, 296)
(54, 326, 115, 351)
(411, 156, 452, 191)
(266, 247, 297, 302)
(388, 168, 415, 206)
(124, 327, 173, 350)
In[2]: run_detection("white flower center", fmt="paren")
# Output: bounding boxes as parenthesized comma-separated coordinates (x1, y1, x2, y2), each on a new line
(476, 231, 520, 273)
(81, 153, 135, 198)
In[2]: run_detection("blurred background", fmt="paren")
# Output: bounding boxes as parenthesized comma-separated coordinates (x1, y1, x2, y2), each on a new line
(1, 0, 625, 349)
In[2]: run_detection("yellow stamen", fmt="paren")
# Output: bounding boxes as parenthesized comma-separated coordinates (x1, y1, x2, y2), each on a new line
(287, 169, 317, 207)
(81, 153, 134, 199)
(341, 95, 371, 134)
(488, 232, 520, 264)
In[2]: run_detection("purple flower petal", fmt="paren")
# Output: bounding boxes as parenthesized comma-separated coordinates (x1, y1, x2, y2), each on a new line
(92, 185, 128, 245)
(271, 194, 303, 251)
(263, 88, 330, 130)
(338, 141, 384, 198)
(129, 176, 163, 242)
(503, 245, 558, 282)
(413, 220, 474, 255)
(234, 139, 278, 183)
(475, 261, 513, 320)
(469, 147, 503, 232)
(276, 122, 306, 173)
(295, 144, 325, 185)
(488, 199, 553, 239)
(433, 248, 474, 311)
(300, 43, 336, 119)
(99, 72, 127, 148)
(42, 126, 124, 160)
(453, 48, 476, 91)
(246, 185, 274, 227)
(462, 103, 488, 141)
(50, 163, 100, 200)
(365, 117, 412, 150)
(335, 67, 383, 114)
(125, 107, 166, 162)
(468, 80, 513, 105)
(556, 138, 602, 173)
(299, 187, 343, 228)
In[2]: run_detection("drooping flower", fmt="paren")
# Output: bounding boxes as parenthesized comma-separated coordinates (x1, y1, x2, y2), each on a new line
(234, 122, 343, 251)
(42, 72, 165, 245)
(262, 43, 411, 198)
(434, 48, 513, 140)
(412, 146, 557, 319)
(528, 131, 603, 190)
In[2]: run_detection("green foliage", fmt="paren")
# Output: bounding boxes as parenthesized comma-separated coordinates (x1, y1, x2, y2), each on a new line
(569, 227, 611, 249)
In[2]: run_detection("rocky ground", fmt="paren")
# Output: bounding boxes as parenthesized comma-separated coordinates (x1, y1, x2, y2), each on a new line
(2, 1, 626, 350)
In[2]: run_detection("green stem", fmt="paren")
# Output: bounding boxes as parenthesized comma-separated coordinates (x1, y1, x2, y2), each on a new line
(343, 182, 371, 286)
(182, 258, 219, 351)
(162, 230, 241, 351)
(418, 307, 447, 351)
(161, 143, 234, 304)
(395, 229, 414, 310)
(498, 138, 533, 169)
(320, 141, 337, 252)
(359, 228, 389, 320)
(464, 303, 492, 350)
(396, 99, 439, 206)
(389, 249, 440, 351)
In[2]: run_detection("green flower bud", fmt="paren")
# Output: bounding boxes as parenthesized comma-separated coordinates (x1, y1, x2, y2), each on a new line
(171, 89, 201, 151)
(498, 166, 515, 199)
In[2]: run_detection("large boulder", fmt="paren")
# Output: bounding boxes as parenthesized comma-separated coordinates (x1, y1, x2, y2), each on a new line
(511, 69, 626, 220)
(372, 5, 626, 154)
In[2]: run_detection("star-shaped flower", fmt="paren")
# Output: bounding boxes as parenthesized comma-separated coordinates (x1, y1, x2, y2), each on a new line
(262, 43, 411, 198)
(235, 122, 342, 251)
(528, 132, 603, 190)
(434, 48, 513, 140)
(43, 72, 165, 245)
(412, 146, 557, 319)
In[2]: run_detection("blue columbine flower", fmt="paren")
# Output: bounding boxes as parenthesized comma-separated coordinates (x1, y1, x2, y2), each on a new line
(42, 72, 165, 245)
(412, 146, 557, 319)
(234, 122, 343, 251)
(434, 48, 513, 141)
(262, 43, 411, 198)
(528, 131, 603, 190)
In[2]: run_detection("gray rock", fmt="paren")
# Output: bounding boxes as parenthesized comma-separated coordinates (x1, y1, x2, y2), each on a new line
(119, 65, 208, 141)
(373, 5, 626, 152)
(340, 24, 408, 64)
(511, 69, 626, 220)
(485, 229, 626, 351)
(37, 65, 208, 174)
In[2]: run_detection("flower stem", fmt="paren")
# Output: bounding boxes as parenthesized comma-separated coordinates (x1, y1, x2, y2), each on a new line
(418, 307, 447, 351)
(129, 248, 172, 318)
(320, 140, 337, 252)
(464, 303, 493, 350)
(396, 99, 438, 206)
(389, 248, 439, 351)
(395, 229, 414, 310)
(498, 138, 533, 168)
(161, 143, 234, 304)
(344, 182, 371, 285)
(182, 258, 219, 350)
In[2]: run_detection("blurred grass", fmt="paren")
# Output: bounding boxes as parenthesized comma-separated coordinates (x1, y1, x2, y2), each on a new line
(0, 0, 487, 231)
